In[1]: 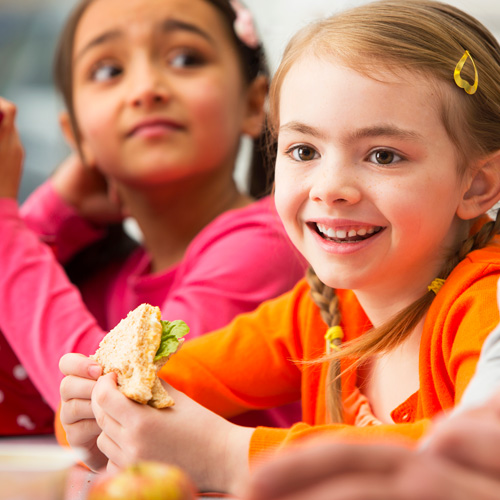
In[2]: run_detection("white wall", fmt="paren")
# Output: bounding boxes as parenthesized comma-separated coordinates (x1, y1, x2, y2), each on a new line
(246, 0, 500, 73)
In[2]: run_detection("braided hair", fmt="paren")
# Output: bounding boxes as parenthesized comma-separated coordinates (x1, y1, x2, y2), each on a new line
(308, 211, 500, 422)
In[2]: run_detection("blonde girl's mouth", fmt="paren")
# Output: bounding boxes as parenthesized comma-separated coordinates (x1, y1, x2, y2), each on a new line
(314, 222, 384, 243)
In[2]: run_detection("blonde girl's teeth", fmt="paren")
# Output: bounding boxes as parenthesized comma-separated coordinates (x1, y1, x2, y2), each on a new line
(316, 224, 380, 238)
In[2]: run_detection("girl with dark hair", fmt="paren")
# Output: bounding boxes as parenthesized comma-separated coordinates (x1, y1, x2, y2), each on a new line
(0, 0, 305, 433)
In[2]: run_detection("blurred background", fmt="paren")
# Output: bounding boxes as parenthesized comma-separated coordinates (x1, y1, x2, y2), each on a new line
(1, 0, 499, 202)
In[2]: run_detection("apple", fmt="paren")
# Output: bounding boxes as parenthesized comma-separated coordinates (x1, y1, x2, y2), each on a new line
(88, 461, 197, 500)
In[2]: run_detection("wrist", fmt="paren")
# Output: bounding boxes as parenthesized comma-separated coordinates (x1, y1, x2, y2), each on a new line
(213, 423, 254, 495)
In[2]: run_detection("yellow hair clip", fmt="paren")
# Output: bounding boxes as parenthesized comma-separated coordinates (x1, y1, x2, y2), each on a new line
(454, 50, 478, 95)
(325, 326, 344, 354)
(428, 278, 446, 295)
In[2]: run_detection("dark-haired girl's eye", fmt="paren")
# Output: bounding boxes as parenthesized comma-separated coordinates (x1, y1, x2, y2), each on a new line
(91, 63, 122, 82)
(169, 50, 205, 68)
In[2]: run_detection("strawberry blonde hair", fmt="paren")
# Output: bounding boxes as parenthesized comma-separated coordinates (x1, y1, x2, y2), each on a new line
(268, 0, 500, 422)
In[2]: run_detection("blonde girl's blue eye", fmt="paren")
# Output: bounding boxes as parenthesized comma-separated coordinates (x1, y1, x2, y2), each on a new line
(368, 149, 402, 165)
(91, 63, 122, 82)
(287, 145, 319, 162)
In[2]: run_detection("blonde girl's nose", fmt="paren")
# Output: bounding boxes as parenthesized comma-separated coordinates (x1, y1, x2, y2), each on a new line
(309, 162, 361, 205)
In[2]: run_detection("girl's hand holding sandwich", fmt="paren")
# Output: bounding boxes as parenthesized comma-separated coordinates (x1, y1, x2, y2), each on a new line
(59, 353, 107, 472)
(60, 305, 254, 493)
(91, 373, 254, 493)
(0, 97, 24, 199)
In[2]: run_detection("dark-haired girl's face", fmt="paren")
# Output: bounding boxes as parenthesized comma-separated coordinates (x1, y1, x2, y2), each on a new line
(70, 0, 258, 186)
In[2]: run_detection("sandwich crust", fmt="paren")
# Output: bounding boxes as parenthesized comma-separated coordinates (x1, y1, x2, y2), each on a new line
(91, 303, 174, 407)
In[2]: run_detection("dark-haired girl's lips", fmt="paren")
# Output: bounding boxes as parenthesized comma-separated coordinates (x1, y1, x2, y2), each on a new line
(127, 120, 183, 138)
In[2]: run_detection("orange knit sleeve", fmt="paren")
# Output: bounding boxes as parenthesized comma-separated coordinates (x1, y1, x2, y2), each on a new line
(54, 403, 70, 447)
(159, 282, 311, 417)
(249, 420, 430, 466)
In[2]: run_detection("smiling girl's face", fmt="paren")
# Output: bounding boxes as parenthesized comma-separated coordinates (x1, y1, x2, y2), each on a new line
(274, 56, 475, 314)
(70, 0, 255, 186)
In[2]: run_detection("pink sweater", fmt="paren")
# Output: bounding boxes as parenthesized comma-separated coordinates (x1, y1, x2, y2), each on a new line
(0, 182, 306, 422)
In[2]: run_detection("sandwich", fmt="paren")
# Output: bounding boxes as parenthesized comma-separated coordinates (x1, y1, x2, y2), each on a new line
(90, 303, 188, 408)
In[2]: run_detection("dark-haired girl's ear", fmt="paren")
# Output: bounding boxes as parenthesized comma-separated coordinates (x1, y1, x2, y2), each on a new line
(457, 150, 500, 220)
(59, 111, 77, 149)
(241, 75, 268, 138)
(59, 111, 97, 168)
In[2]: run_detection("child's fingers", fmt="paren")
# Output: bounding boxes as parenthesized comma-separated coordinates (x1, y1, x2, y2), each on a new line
(96, 431, 127, 469)
(92, 372, 137, 427)
(64, 418, 101, 445)
(106, 459, 121, 475)
(0, 97, 17, 132)
(60, 394, 95, 425)
(60, 374, 96, 402)
(59, 352, 102, 379)
(91, 374, 125, 437)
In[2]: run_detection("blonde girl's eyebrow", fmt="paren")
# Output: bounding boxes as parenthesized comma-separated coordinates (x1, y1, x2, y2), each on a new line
(279, 121, 327, 140)
(279, 121, 424, 143)
(349, 125, 424, 143)
(74, 18, 214, 65)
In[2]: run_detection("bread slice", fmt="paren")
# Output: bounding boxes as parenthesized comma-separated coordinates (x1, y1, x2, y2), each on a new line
(90, 303, 176, 408)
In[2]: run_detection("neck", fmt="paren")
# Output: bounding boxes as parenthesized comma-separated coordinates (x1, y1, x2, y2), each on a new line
(354, 220, 470, 327)
(117, 172, 253, 273)
(353, 265, 440, 328)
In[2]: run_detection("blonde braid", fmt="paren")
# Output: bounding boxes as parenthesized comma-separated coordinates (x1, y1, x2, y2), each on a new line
(333, 212, 500, 365)
(306, 267, 343, 423)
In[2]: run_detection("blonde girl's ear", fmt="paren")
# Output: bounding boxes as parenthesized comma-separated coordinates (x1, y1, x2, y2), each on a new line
(457, 150, 500, 220)
(241, 75, 269, 138)
(58, 111, 97, 168)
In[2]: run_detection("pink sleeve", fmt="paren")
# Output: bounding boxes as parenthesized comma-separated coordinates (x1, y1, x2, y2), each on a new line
(159, 200, 306, 338)
(20, 181, 105, 263)
(0, 198, 107, 410)
(0, 196, 305, 413)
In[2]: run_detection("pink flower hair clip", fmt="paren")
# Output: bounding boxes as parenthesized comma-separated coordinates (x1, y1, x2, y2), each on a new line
(229, 0, 260, 49)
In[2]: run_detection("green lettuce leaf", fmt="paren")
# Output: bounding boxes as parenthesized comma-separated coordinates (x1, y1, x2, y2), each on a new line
(154, 320, 189, 362)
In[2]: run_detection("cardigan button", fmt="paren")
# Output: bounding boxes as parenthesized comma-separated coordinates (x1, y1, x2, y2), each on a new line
(401, 413, 409, 421)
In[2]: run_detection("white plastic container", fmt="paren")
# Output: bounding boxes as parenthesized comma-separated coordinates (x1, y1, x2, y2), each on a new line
(0, 443, 83, 500)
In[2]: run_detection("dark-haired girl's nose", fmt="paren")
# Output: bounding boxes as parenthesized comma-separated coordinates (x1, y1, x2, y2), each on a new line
(127, 60, 170, 108)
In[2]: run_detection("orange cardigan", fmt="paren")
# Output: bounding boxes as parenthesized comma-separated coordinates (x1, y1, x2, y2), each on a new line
(55, 242, 500, 465)
(160, 241, 500, 464)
